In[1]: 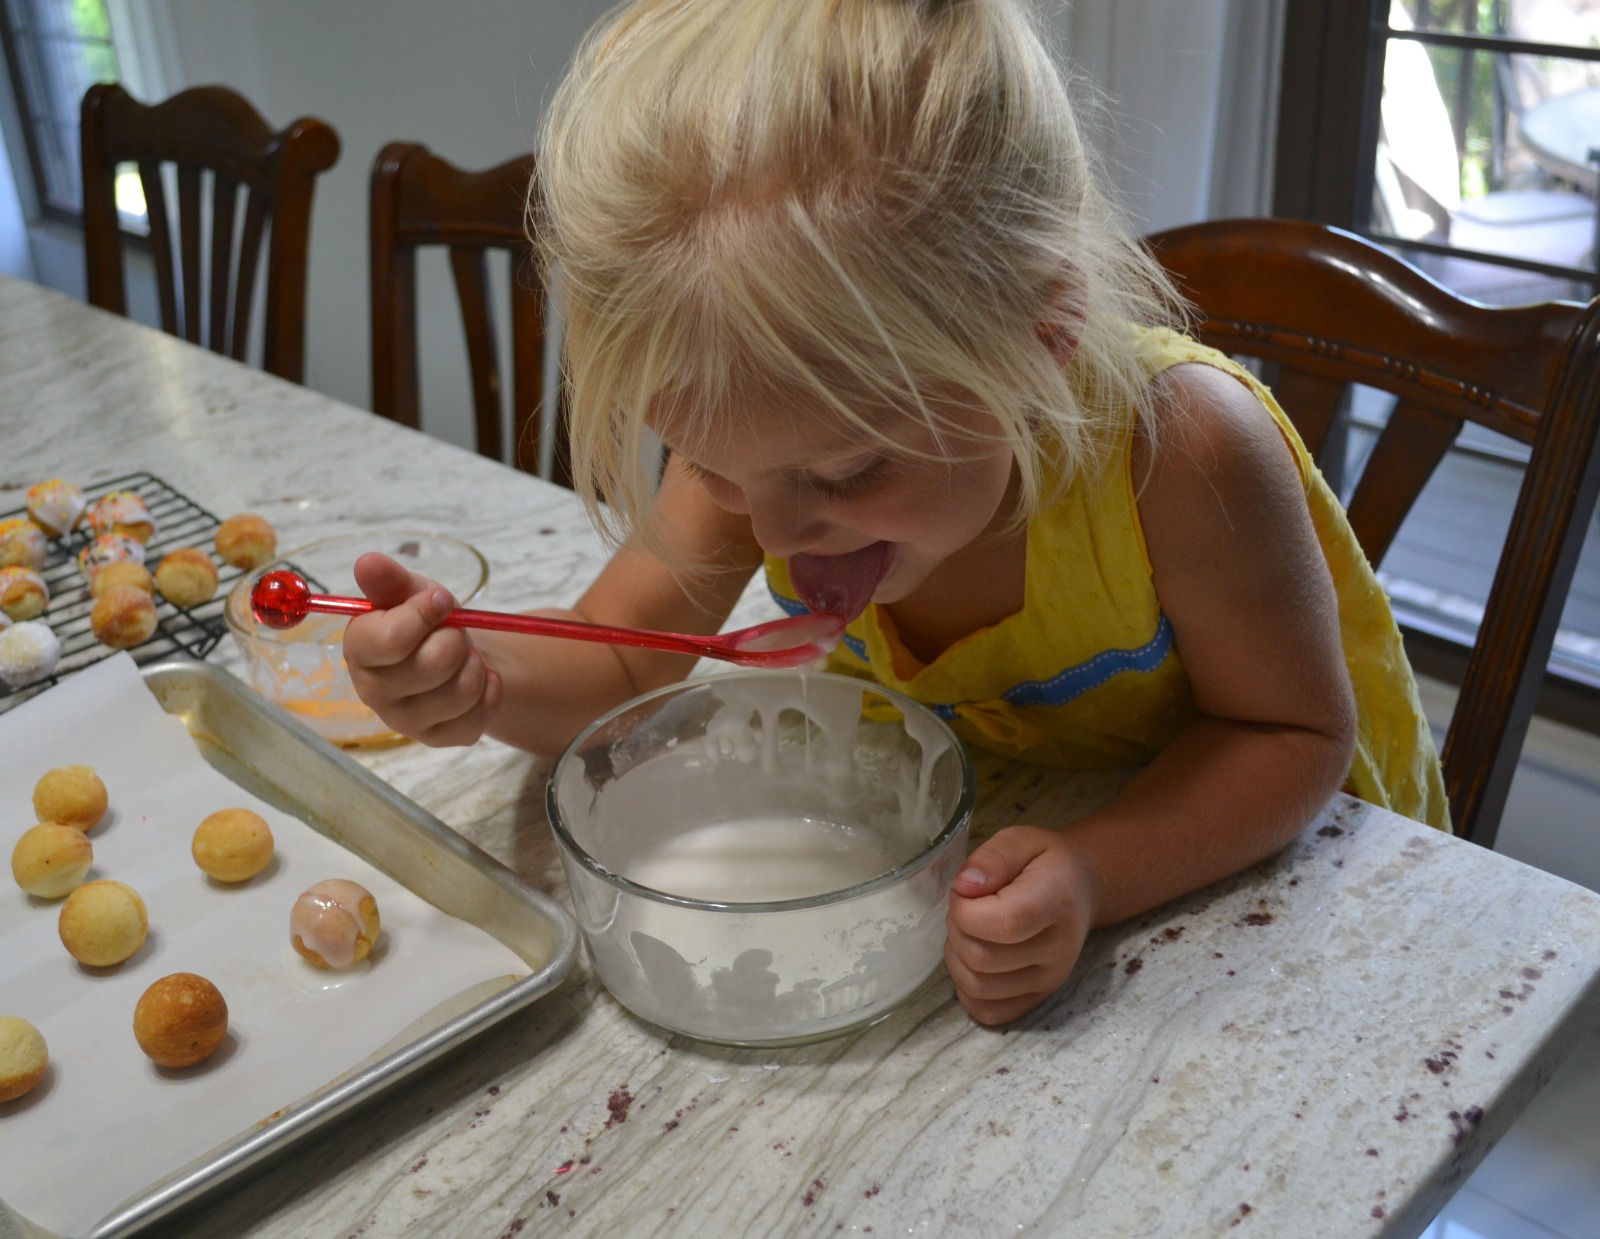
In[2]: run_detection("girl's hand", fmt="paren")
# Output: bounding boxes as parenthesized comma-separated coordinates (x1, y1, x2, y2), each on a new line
(343, 552, 502, 746)
(945, 825, 1096, 1026)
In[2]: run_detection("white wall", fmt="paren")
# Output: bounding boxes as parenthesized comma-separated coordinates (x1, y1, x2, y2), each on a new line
(144, 0, 600, 456)
(7, 0, 1278, 456)
(1061, 0, 1282, 231)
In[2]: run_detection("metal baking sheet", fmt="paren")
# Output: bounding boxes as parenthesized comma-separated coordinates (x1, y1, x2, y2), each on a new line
(2, 660, 577, 1239)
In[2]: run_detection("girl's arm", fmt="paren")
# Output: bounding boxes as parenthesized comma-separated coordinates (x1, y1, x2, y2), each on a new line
(346, 455, 763, 756)
(946, 363, 1358, 1025)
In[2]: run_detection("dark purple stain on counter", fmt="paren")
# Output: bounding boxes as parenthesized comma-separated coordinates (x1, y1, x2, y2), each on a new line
(1522, 966, 1543, 981)
(865, 1184, 881, 1198)
(1229, 1202, 1254, 1227)
(487, 1084, 501, 1096)
(499, 1221, 524, 1237)
(1371, 1206, 1386, 1219)
(1394, 1101, 1411, 1123)
(1316, 825, 1344, 838)
(606, 1086, 633, 1127)
(1365, 1148, 1378, 1157)
(1425, 1049, 1458, 1075)
(1241, 913, 1274, 927)
(539, 527, 557, 536)
(1124, 957, 1144, 975)
(664, 1119, 679, 1131)
(802, 1178, 826, 1207)
(1448, 1107, 1484, 1145)
(996, 1066, 1010, 1074)
(409, 1158, 427, 1174)
(1542, 949, 1558, 961)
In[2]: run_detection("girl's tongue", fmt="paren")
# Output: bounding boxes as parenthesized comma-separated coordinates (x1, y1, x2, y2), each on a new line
(788, 543, 894, 621)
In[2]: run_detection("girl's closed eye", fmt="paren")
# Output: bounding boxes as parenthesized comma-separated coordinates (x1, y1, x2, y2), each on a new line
(804, 454, 887, 500)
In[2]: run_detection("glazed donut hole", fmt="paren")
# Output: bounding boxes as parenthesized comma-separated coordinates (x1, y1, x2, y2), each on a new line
(290, 879, 381, 970)
(33, 765, 108, 832)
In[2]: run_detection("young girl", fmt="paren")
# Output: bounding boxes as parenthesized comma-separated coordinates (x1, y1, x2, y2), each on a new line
(346, 0, 1448, 1026)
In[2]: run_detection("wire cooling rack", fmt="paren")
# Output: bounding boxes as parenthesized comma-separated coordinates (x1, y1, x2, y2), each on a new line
(0, 472, 250, 713)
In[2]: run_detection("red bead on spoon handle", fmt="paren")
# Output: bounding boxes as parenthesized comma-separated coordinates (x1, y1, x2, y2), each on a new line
(248, 570, 843, 668)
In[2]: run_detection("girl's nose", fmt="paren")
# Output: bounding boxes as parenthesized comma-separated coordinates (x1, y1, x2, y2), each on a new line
(746, 489, 828, 560)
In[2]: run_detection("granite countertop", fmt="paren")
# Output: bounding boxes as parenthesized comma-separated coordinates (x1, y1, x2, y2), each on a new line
(4, 274, 1600, 1239)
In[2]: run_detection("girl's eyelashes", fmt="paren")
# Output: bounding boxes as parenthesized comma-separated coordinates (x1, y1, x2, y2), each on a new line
(677, 448, 887, 501)
(803, 455, 887, 499)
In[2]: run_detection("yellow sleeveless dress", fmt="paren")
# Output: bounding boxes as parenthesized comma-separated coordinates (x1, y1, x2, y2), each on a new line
(765, 329, 1451, 832)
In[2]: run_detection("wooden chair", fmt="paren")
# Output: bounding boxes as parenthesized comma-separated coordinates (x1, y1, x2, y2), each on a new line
(1145, 218, 1600, 848)
(80, 84, 340, 384)
(369, 141, 565, 484)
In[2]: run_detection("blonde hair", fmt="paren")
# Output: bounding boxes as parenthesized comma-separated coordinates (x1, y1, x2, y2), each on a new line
(537, 0, 1188, 554)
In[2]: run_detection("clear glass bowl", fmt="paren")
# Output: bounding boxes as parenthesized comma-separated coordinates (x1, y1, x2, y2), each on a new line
(225, 530, 487, 747)
(548, 671, 975, 1046)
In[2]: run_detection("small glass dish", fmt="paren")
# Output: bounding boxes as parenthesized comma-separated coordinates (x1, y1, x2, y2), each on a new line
(548, 671, 975, 1046)
(225, 530, 488, 747)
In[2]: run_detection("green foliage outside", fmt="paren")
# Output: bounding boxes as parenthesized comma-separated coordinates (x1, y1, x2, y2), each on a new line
(1401, 0, 1600, 199)
(70, 0, 118, 83)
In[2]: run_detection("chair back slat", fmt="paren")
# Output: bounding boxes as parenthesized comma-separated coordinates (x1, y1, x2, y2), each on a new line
(138, 160, 178, 336)
(510, 257, 547, 476)
(370, 141, 561, 479)
(1445, 301, 1600, 835)
(1147, 218, 1600, 847)
(231, 191, 268, 362)
(448, 245, 505, 462)
(176, 164, 204, 343)
(1342, 399, 1463, 565)
(80, 84, 339, 383)
(207, 173, 239, 354)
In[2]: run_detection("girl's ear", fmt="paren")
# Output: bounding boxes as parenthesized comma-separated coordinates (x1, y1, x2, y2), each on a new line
(1035, 319, 1079, 364)
(1035, 268, 1083, 364)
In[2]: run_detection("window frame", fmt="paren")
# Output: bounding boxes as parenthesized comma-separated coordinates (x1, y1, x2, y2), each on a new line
(1278, 0, 1600, 294)
(0, 0, 120, 226)
(1273, 0, 1600, 727)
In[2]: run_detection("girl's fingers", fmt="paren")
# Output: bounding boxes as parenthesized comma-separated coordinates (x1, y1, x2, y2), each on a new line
(353, 551, 426, 608)
(346, 586, 457, 670)
(950, 825, 1053, 898)
(956, 990, 1049, 1028)
(382, 649, 495, 744)
(943, 942, 1049, 1000)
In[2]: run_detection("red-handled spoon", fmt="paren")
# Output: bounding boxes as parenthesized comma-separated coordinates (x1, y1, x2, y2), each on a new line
(249, 570, 846, 670)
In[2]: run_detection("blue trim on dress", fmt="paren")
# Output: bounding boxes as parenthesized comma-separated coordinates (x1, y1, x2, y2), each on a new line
(768, 586, 1174, 712)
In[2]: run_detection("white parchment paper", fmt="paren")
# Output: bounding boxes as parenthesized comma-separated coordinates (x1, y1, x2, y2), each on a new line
(0, 655, 529, 1238)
